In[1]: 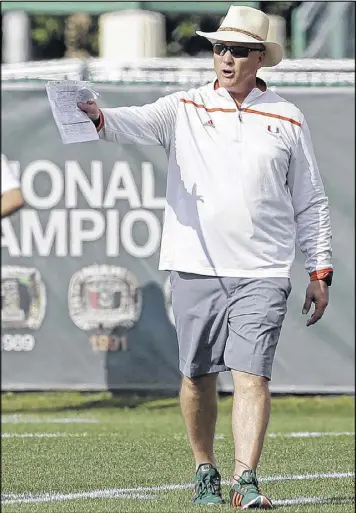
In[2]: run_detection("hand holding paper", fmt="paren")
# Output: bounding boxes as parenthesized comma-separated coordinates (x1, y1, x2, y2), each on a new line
(77, 100, 101, 122)
(46, 80, 100, 144)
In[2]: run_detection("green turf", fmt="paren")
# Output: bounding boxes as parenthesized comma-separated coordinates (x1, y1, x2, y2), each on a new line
(1, 394, 355, 512)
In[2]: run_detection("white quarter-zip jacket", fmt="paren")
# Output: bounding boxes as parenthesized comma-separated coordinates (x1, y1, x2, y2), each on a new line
(98, 80, 332, 278)
(1, 154, 20, 195)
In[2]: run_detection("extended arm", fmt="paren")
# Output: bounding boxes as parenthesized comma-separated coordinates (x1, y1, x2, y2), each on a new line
(78, 93, 181, 149)
(1, 154, 24, 218)
(1, 188, 24, 218)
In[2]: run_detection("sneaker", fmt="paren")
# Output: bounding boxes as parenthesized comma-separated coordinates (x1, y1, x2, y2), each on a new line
(192, 463, 225, 505)
(229, 470, 272, 509)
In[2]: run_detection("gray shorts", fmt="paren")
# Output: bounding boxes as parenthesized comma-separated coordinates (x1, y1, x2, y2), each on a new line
(170, 272, 292, 380)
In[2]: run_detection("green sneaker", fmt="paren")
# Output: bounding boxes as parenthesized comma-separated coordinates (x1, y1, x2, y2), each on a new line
(192, 463, 225, 505)
(229, 470, 272, 509)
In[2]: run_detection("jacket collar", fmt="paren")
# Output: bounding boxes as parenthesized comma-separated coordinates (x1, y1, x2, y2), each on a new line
(213, 76, 267, 106)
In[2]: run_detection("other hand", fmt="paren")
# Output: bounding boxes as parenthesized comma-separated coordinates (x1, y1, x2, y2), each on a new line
(77, 100, 100, 121)
(302, 280, 329, 327)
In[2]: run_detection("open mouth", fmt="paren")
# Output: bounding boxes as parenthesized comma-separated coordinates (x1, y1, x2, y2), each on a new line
(221, 70, 234, 78)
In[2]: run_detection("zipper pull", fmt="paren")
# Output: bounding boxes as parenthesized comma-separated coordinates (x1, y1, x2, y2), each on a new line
(233, 98, 242, 121)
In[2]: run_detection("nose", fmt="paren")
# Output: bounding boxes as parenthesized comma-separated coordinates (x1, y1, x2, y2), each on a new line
(222, 50, 234, 65)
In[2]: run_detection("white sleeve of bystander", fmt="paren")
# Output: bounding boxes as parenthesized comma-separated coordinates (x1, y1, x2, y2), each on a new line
(1, 154, 20, 195)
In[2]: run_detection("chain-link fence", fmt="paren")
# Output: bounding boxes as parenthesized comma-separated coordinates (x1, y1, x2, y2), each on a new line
(1, 57, 354, 86)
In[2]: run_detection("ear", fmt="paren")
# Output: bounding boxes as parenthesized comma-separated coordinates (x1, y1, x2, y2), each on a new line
(257, 51, 266, 70)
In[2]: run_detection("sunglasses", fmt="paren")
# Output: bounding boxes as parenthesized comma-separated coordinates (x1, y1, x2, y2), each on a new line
(213, 43, 265, 58)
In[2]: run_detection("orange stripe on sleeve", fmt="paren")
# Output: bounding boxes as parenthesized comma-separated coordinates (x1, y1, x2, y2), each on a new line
(309, 268, 333, 281)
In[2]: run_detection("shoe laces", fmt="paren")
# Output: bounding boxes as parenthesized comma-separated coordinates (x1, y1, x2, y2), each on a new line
(195, 471, 221, 499)
(237, 470, 262, 494)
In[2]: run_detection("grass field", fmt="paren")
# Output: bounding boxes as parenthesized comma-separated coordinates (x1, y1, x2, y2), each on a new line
(1, 393, 355, 512)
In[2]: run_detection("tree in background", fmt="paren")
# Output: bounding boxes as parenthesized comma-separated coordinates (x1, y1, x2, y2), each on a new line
(29, 2, 301, 61)
(166, 2, 301, 57)
(30, 15, 66, 60)
(64, 13, 98, 58)
(30, 14, 98, 60)
(166, 14, 222, 56)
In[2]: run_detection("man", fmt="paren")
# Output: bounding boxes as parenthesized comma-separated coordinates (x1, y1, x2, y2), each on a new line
(1, 153, 24, 218)
(78, 5, 333, 509)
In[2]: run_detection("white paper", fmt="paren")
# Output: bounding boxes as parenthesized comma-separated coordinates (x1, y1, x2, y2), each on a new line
(45, 80, 100, 145)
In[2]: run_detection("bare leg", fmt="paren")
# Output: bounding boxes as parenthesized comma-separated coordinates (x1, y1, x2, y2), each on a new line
(231, 370, 270, 480)
(180, 373, 218, 468)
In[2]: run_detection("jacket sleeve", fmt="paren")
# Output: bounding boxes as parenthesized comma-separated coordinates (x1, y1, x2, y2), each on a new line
(1, 154, 20, 195)
(287, 117, 333, 277)
(98, 92, 181, 149)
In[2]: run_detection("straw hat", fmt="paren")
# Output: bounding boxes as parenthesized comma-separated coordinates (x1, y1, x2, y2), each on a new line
(196, 5, 283, 67)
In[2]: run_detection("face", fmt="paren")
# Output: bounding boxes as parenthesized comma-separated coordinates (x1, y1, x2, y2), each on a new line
(213, 41, 265, 91)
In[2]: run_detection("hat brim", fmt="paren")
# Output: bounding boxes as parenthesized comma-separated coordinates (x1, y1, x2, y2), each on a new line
(196, 30, 283, 67)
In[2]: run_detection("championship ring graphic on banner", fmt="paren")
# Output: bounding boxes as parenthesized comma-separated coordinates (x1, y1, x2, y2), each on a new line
(1, 266, 46, 330)
(163, 275, 175, 326)
(1, 266, 46, 352)
(68, 265, 142, 352)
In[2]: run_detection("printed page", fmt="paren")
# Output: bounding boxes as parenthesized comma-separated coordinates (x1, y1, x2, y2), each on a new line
(46, 81, 100, 144)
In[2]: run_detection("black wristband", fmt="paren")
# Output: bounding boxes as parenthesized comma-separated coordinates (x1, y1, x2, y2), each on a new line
(93, 115, 101, 128)
(320, 271, 333, 287)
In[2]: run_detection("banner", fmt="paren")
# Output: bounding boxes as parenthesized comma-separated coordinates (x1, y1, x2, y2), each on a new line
(1, 83, 354, 393)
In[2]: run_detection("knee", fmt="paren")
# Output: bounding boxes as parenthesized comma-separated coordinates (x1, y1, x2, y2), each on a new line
(181, 373, 218, 394)
(232, 370, 269, 394)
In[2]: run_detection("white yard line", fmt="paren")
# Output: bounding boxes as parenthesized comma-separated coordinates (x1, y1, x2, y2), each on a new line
(194, 431, 356, 440)
(198, 431, 355, 440)
(2, 433, 87, 439)
(273, 496, 352, 506)
(1, 415, 98, 424)
(4, 494, 348, 506)
(2, 492, 155, 504)
(268, 431, 355, 438)
(2, 471, 354, 505)
(258, 471, 354, 484)
(2, 431, 354, 439)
